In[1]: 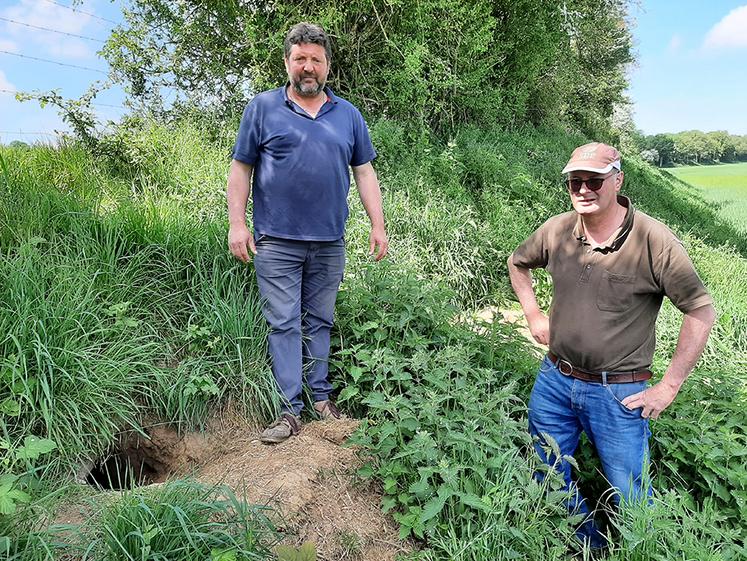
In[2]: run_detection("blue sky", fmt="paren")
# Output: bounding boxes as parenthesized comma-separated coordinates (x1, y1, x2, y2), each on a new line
(1, 1, 746, 144)
(0, 0, 126, 144)
(628, 1, 747, 136)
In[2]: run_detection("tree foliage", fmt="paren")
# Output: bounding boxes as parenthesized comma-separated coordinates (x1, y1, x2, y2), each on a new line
(102, 0, 634, 135)
(639, 130, 747, 166)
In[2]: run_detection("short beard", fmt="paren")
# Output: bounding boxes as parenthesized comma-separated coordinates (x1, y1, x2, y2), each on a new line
(292, 77, 324, 97)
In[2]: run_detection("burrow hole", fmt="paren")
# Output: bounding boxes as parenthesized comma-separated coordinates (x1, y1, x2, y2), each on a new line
(84, 428, 183, 490)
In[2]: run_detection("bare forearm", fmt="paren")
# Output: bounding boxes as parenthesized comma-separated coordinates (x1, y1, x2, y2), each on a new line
(226, 160, 252, 227)
(353, 163, 385, 228)
(507, 256, 542, 319)
(507, 255, 549, 345)
(662, 304, 717, 390)
(623, 303, 716, 419)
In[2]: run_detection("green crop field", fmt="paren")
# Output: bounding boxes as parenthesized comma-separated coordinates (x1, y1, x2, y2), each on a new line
(668, 163, 747, 231)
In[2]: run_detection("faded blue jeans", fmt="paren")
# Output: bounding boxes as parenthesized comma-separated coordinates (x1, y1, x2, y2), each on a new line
(253, 235, 345, 416)
(528, 355, 651, 548)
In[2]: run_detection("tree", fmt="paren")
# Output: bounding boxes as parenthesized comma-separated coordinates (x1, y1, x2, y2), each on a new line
(639, 148, 658, 166)
(707, 130, 736, 162)
(674, 130, 709, 165)
(101, 0, 634, 135)
(646, 134, 675, 167)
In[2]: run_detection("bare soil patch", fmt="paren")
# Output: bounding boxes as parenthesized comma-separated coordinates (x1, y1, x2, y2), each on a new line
(199, 418, 409, 561)
(57, 416, 409, 561)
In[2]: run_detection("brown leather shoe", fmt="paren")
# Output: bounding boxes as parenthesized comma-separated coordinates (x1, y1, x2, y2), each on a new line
(313, 399, 342, 420)
(260, 413, 301, 443)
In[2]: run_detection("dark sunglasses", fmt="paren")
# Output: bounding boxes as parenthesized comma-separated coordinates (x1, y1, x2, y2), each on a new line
(565, 173, 615, 193)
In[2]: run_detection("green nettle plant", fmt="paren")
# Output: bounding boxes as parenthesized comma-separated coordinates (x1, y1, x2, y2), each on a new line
(329, 266, 575, 554)
(0, 435, 57, 555)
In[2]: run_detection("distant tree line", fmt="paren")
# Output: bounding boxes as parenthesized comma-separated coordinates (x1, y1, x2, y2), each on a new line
(637, 130, 747, 167)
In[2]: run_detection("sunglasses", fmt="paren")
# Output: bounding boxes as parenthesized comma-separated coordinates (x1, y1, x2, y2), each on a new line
(565, 173, 616, 194)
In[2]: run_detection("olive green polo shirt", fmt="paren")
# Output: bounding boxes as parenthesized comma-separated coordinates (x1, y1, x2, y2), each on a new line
(511, 196, 713, 372)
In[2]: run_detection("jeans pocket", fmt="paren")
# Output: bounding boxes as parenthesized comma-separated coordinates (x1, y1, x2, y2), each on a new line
(605, 381, 647, 416)
(538, 355, 555, 375)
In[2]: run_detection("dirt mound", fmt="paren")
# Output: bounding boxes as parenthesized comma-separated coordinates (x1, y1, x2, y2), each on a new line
(199, 418, 409, 561)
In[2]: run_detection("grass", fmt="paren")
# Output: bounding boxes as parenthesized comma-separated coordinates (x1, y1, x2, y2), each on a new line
(1, 119, 746, 560)
(667, 162, 747, 231)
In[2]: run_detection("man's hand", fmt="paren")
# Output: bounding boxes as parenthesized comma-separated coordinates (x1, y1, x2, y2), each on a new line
(621, 381, 679, 420)
(622, 304, 715, 420)
(526, 312, 550, 345)
(228, 223, 256, 263)
(369, 225, 388, 261)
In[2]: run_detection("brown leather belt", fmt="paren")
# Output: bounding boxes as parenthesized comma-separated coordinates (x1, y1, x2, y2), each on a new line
(547, 352, 652, 384)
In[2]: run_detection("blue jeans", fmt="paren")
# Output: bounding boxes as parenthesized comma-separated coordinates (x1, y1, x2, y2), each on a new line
(253, 236, 345, 416)
(528, 356, 651, 548)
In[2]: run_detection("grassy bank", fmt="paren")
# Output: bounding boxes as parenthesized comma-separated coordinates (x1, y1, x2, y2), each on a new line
(1, 120, 746, 560)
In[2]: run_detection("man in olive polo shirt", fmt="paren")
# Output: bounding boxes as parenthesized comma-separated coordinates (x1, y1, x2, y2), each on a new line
(507, 142, 716, 548)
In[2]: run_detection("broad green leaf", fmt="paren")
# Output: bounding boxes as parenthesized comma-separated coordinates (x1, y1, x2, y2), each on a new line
(211, 548, 237, 561)
(408, 478, 431, 497)
(297, 542, 317, 561)
(336, 386, 359, 403)
(0, 399, 20, 417)
(349, 366, 364, 382)
(0, 475, 18, 486)
(15, 436, 57, 460)
(420, 486, 453, 523)
(0, 495, 18, 515)
(456, 491, 490, 511)
(356, 463, 374, 479)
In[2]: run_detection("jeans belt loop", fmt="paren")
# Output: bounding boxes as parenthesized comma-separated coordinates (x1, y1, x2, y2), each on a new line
(601, 371, 608, 386)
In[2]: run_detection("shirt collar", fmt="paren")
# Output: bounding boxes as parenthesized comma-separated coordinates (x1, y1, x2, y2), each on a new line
(574, 195, 635, 251)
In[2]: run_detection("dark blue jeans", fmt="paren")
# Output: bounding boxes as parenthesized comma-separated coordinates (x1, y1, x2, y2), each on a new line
(253, 236, 345, 416)
(528, 355, 652, 548)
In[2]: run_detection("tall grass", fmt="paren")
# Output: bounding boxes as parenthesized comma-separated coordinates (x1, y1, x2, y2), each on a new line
(86, 480, 277, 560)
(0, 137, 275, 480)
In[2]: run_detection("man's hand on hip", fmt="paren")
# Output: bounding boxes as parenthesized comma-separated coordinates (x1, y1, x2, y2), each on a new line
(622, 381, 679, 420)
(526, 312, 550, 345)
(370, 225, 388, 261)
(228, 224, 256, 263)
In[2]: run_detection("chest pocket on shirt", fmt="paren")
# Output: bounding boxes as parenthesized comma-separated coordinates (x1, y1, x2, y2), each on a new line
(597, 270, 636, 312)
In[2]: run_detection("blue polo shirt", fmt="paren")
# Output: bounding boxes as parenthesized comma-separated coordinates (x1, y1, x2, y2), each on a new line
(232, 86, 377, 241)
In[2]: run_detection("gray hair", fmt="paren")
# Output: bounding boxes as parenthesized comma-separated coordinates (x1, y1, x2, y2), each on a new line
(284, 22, 332, 63)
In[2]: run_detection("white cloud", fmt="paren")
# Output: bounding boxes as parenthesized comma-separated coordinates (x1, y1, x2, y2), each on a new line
(703, 5, 747, 49)
(0, 69, 17, 91)
(0, 0, 100, 59)
(667, 34, 682, 54)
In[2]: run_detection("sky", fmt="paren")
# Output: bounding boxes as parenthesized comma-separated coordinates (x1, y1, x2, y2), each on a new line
(0, 0, 126, 144)
(1, 0, 746, 144)
(627, 0, 747, 136)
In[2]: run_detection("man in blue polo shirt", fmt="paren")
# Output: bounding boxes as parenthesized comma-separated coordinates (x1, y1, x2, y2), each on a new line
(227, 22, 388, 443)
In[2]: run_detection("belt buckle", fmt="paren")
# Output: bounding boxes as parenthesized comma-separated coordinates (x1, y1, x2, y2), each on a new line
(558, 359, 573, 377)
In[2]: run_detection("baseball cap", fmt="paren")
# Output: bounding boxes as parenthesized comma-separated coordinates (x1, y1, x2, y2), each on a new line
(562, 142, 621, 174)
